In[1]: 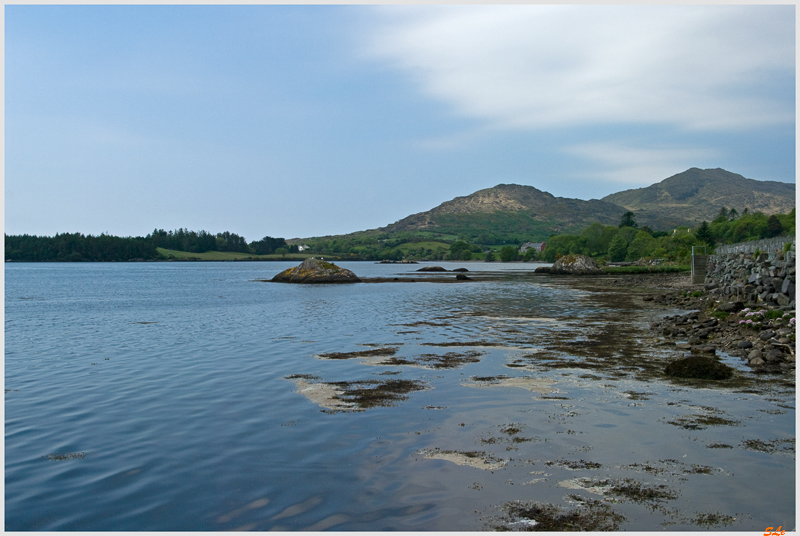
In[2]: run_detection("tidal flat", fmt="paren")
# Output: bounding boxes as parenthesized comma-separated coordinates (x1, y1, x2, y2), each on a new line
(4, 261, 795, 531)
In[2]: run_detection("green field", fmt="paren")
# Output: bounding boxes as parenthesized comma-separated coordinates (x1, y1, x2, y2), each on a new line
(394, 241, 451, 253)
(156, 248, 314, 261)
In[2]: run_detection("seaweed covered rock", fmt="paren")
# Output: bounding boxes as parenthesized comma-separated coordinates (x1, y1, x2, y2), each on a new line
(417, 266, 447, 272)
(271, 258, 361, 284)
(550, 254, 603, 275)
(664, 355, 734, 380)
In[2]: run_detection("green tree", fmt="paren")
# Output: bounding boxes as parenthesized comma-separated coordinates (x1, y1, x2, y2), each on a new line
(499, 245, 519, 262)
(714, 207, 729, 223)
(608, 234, 628, 261)
(485, 250, 496, 262)
(695, 220, 714, 246)
(618, 226, 639, 244)
(625, 230, 657, 261)
(765, 215, 784, 238)
(619, 211, 638, 228)
(448, 240, 474, 260)
(580, 222, 608, 256)
(275, 247, 289, 257)
(522, 248, 540, 262)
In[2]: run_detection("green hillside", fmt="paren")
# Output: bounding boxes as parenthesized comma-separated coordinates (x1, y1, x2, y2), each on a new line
(290, 168, 795, 261)
(602, 168, 795, 229)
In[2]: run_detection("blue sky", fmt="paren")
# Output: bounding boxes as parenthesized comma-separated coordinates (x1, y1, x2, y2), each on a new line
(5, 4, 796, 240)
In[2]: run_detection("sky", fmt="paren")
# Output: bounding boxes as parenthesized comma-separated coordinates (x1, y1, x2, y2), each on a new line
(5, 4, 796, 241)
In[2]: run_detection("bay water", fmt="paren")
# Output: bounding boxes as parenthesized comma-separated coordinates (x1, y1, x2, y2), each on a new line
(5, 262, 795, 530)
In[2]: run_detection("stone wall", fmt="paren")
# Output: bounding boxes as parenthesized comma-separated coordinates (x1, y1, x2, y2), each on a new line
(714, 236, 795, 256)
(704, 238, 795, 309)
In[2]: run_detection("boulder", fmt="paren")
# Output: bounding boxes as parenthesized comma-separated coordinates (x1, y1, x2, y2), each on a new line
(765, 349, 785, 362)
(417, 266, 448, 272)
(550, 254, 603, 275)
(271, 258, 361, 284)
(716, 301, 744, 313)
(747, 349, 763, 361)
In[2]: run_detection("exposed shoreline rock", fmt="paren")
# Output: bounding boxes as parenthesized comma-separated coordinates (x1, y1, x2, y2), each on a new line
(549, 254, 603, 275)
(546, 272, 795, 377)
(417, 266, 448, 272)
(664, 354, 735, 380)
(271, 258, 361, 284)
(649, 295, 795, 376)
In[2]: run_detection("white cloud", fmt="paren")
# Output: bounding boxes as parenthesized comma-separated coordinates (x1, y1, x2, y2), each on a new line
(564, 142, 720, 185)
(365, 5, 794, 132)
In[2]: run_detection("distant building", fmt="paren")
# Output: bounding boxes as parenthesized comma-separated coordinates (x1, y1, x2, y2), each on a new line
(519, 242, 546, 253)
(297, 245, 309, 252)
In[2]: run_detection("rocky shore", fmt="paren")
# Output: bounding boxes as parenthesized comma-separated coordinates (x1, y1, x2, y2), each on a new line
(558, 272, 795, 377)
(649, 296, 795, 375)
(615, 272, 796, 376)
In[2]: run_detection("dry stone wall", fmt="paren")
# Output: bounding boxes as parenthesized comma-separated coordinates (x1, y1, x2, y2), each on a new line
(704, 238, 795, 309)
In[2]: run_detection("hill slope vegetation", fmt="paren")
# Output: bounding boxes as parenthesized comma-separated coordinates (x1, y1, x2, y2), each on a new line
(602, 168, 795, 229)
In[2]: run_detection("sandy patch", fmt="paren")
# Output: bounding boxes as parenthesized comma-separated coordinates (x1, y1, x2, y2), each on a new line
(558, 478, 611, 496)
(464, 375, 558, 395)
(290, 379, 358, 412)
(422, 449, 506, 471)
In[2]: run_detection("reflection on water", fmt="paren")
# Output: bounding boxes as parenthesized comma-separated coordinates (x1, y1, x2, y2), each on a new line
(5, 262, 795, 531)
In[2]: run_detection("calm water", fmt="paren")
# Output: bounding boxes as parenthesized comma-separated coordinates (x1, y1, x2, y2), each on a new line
(5, 262, 795, 531)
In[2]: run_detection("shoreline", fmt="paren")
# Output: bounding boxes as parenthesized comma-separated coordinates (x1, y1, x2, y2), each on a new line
(549, 272, 795, 377)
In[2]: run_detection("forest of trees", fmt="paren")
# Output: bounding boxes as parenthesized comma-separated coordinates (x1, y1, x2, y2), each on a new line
(5, 207, 795, 263)
(5, 229, 296, 262)
(537, 208, 795, 264)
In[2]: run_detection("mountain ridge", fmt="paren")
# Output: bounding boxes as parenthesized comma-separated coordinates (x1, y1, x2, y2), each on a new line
(601, 168, 795, 229)
(297, 168, 794, 243)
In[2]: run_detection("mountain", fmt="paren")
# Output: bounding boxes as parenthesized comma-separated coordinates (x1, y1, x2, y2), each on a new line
(297, 168, 795, 245)
(602, 168, 796, 229)
(380, 184, 626, 242)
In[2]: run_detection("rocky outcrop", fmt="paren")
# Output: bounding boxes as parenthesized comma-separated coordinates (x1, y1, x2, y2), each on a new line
(272, 258, 361, 284)
(417, 266, 448, 272)
(549, 254, 603, 275)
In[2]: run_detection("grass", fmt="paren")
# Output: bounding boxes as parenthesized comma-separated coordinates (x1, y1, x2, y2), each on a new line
(394, 241, 451, 254)
(157, 248, 314, 261)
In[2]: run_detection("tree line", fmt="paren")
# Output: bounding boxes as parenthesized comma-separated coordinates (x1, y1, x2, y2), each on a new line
(5, 228, 297, 262)
(537, 208, 795, 264)
(8, 207, 793, 263)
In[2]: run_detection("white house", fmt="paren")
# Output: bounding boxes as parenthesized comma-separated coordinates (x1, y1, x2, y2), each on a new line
(519, 242, 546, 253)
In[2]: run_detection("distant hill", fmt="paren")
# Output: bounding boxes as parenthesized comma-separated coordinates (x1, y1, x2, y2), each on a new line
(380, 183, 625, 242)
(296, 168, 794, 245)
(602, 168, 796, 229)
